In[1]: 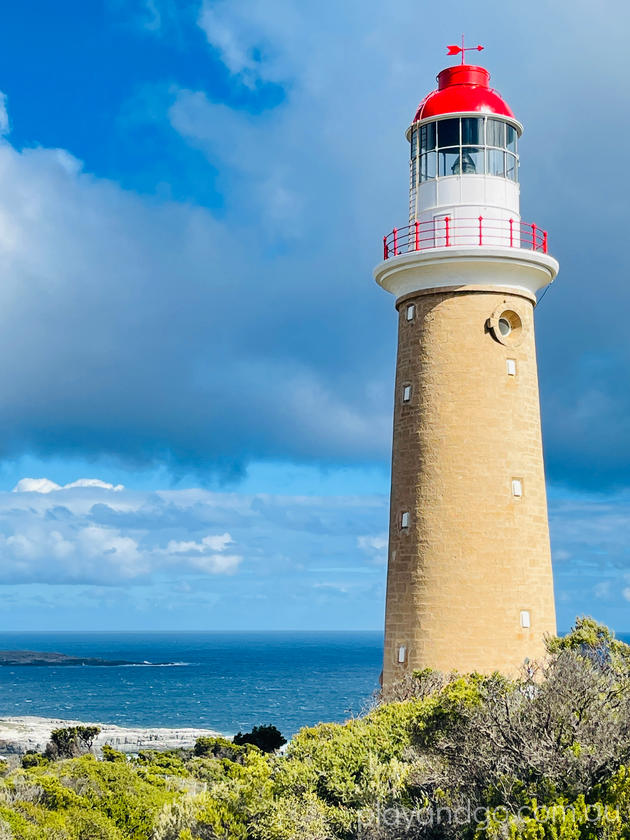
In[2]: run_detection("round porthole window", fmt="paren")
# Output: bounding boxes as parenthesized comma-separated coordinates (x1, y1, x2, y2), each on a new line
(488, 307, 525, 346)
(498, 317, 512, 337)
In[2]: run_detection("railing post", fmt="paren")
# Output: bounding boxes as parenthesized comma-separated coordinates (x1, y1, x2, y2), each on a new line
(393, 227, 398, 256)
(509, 218, 514, 248)
(543, 230, 548, 254)
(531, 222, 537, 251)
(478, 215, 483, 246)
(414, 220, 420, 252)
(445, 216, 450, 247)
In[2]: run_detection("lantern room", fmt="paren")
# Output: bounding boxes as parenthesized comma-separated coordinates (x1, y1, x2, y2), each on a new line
(407, 64, 523, 238)
(375, 53, 558, 300)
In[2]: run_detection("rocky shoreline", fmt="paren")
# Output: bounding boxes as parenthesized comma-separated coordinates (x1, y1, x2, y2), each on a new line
(0, 716, 225, 757)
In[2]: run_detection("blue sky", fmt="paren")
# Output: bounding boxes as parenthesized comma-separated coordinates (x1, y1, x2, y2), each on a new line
(0, 0, 627, 632)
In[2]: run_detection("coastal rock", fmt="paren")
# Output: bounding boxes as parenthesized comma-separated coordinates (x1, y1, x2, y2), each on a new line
(0, 716, 225, 756)
(0, 650, 162, 667)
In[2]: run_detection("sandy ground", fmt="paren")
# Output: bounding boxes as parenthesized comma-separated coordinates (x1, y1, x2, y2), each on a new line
(0, 716, 225, 756)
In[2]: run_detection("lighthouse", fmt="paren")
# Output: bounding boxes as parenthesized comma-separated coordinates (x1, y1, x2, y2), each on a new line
(375, 47, 558, 689)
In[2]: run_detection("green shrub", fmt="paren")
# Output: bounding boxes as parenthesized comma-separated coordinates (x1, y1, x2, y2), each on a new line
(194, 735, 246, 762)
(100, 745, 126, 764)
(45, 726, 101, 761)
(20, 752, 47, 770)
(233, 725, 286, 753)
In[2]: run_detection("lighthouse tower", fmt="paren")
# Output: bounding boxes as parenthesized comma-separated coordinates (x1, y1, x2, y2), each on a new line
(375, 51, 558, 689)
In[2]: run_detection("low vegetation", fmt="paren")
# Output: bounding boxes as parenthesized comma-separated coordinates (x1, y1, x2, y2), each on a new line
(1, 618, 630, 839)
(233, 725, 286, 753)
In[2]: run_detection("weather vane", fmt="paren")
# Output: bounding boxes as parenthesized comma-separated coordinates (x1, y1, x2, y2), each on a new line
(446, 35, 484, 65)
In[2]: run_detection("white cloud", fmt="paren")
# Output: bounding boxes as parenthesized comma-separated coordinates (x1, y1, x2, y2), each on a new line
(0, 92, 9, 137)
(313, 582, 349, 594)
(623, 588, 630, 603)
(197, 0, 301, 87)
(166, 533, 233, 554)
(67, 479, 124, 492)
(77, 525, 144, 575)
(187, 553, 242, 575)
(0, 521, 145, 583)
(198, 5, 257, 84)
(12, 478, 124, 493)
(12, 478, 61, 494)
(163, 533, 242, 575)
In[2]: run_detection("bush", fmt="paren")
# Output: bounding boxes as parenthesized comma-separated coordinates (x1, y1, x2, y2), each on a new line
(100, 745, 126, 763)
(194, 735, 246, 762)
(233, 726, 287, 754)
(44, 726, 101, 761)
(20, 753, 47, 770)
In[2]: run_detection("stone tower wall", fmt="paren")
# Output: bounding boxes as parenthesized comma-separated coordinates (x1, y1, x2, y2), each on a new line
(382, 285, 556, 689)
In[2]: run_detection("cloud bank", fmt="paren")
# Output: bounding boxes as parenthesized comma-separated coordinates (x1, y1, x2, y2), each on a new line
(0, 0, 627, 493)
(0, 478, 388, 629)
(0, 479, 244, 585)
(0, 477, 626, 630)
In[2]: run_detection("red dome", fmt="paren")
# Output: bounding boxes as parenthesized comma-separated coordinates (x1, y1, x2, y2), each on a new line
(413, 65, 515, 123)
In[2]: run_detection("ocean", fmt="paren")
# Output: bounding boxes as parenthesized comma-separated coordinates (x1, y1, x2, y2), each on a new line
(0, 631, 383, 737)
(2, 631, 625, 738)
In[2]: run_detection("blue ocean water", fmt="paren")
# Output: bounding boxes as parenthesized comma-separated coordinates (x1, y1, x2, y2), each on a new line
(0, 632, 383, 737)
(2, 631, 627, 738)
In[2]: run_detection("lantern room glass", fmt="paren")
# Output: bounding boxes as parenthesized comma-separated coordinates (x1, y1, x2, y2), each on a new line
(437, 118, 460, 148)
(438, 149, 460, 177)
(461, 147, 484, 174)
(411, 115, 519, 184)
(486, 118, 505, 148)
(420, 122, 436, 152)
(461, 117, 483, 145)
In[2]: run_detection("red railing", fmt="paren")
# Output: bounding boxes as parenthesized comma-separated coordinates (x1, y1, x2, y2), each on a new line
(382, 217, 548, 260)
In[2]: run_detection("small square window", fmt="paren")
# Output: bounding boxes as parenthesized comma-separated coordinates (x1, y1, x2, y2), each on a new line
(397, 645, 407, 664)
(402, 384, 412, 402)
(512, 479, 523, 498)
(406, 304, 415, 321)
(520, 610, 531, 629)
(401, 511, 410, 529)
(506, 359, 517, 376)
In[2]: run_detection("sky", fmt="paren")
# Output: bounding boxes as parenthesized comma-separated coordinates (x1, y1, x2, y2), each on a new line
(0, 0, 627, 633)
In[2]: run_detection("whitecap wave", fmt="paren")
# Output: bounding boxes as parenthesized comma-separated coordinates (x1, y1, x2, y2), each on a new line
(118, 662, 192, 668)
